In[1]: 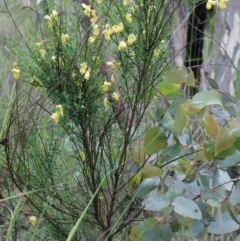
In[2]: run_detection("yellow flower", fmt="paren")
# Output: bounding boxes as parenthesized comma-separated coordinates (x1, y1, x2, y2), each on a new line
(206, 0, 228, 10)
(88, 35, 96, 43)
(93, 25, 100, 36)
(127, 34, 137, 45)
(90, 16, 98, 25)
(112, 23, 124, 33)
(82, 3, 98, 24)
(43, 10, 58, 27)
(51, 105, 63, 124)
(56, 105, 64, 117)
(35, 40, 44, 48)
(82, 4, 95, 18)
(101, 81, 112, 93)
(80, 62, 88, 75)
(123, 0, 130, 6)
(218, 0, 227, 9)
(50, 10, 58, 19)
(79, 62, 90, 80)
(103, 97, 109, 107)
(39, 49, 46, 58)
(51, 112, 60, 124)
(29, 76, 43, 88)
(61, 34, 69, 46)
(84, 69, 91, 80)
(153, 49, 160, 58)
(206, 1, 213, 9)
(103, 29, 112, 41)
(118, 41, 127, 51)
(29, 216, 37, 227)
(125, 13, 132, 24)
(12, 68, 21, 80)
(112, 92, 120, 102)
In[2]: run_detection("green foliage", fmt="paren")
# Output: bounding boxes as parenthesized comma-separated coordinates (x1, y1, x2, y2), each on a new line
(1, 0, 240, 240)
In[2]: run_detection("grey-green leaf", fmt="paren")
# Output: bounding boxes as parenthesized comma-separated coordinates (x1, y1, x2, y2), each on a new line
(208, 212, 239, 235)
(135, 177, 160, 198)
(192, 90, 222, 109)
(142, 191, 170, 211)
(172, 197, 202, 220)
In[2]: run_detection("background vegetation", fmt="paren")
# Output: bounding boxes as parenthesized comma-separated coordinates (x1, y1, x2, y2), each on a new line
(0, 0, 240, 241)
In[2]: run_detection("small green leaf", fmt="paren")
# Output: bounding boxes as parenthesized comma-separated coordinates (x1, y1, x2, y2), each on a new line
(229, 118, 240, 137)
(158, 81, 181, 97)
(135, 177, 160, 198)
(164, 69, 188, 84)
(180, 103, 201, 115)
(189, 220, 205, 238)
(143, 226, 172, 241)
(172, 197, 202, 220)
(229, 189, 240, 205)
(208, 77, 219, 89)
(202, 113, 218, 138)
(208, 212, 239, 235)
(161, 145, 181, 161)
(141, 166, 162, 179)
(173, 110, 187, 134)
(219, 153, 240, 168)
(192, 90, 222, 109)
(186, 70, 196, 87)
(144, 127, 166, 154)
(142, 191, 170, 211)
(162, 112, 174, 131)
(215, 127, 236, 156)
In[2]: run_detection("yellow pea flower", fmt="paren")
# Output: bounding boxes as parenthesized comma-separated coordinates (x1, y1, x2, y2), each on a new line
(112, 23, 124, 34)
(153, 49, 160, 58)
(93, 25, 100, 36)
(103, 29, 112, 41)
(29, 216, 37, 227)
(51, 105, 63, 124)
(51, 112, 60, 124)
(112, 92, 120, 102)
(35, 40, 44, 48)
(43, 10, 58, 27)
(12, 68, 21, 80)
(125, 13, 132, 24)
(84, 69, 91, 80)
(103, 97, 110, 107)
(127, 34, 137, 45)
(39, 49, 46, 58)
(88, 35, 96, 43)
(56, 105, 64, 117)
(123, 0, 130, 6)
(101, 81, 112, 93)
(118, 41, 127, 51)
(80, 62, 88, 75)
(218, 0, 227, 9)
(61, 34, 69, 46)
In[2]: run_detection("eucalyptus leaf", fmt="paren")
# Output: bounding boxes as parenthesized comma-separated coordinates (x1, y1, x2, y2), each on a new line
(208, 212, 239, 235)
(215, 127, 236, 156)
(189, 220, 205, 238)
(162, 112, 174, 131)
(144, 127, 166, 154)
(135, 177, 160, 198)
(230, 189, 240, 205)
(208, 77, 219, 89)
(192, 90, 222, 109)
(218, 153, 240, 168)
(161, 145, 181, 161)
(142, 191, 170, 211)
(172, 197, 202, 220)
(163, 69, 188, 84)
